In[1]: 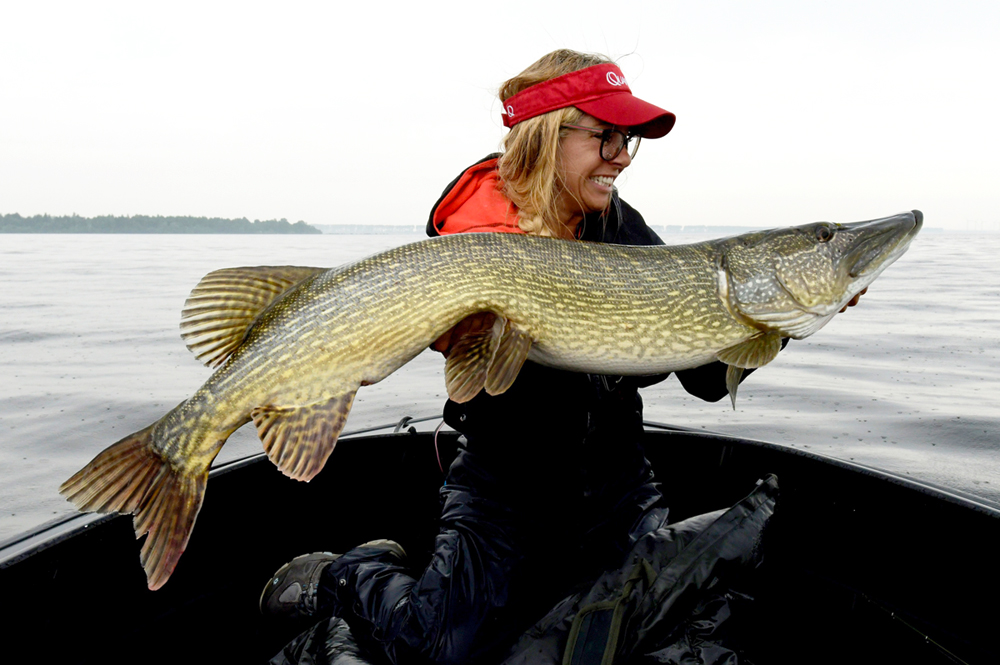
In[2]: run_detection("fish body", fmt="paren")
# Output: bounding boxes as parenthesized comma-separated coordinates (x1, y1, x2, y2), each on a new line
(60, 210, 922, 589)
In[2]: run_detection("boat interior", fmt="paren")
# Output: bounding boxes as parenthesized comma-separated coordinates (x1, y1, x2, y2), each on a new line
(2, 418, 997, 664)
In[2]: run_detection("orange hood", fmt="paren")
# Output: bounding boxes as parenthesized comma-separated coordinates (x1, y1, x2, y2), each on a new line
(430, 158, 525, 236)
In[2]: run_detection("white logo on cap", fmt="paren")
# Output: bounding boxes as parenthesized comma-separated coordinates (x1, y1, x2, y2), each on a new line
(606, 72, 626, 87)
(506, 104, 515, 117)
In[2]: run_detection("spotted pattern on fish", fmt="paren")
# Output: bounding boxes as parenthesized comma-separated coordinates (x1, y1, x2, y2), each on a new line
(59, 211, 922, 590)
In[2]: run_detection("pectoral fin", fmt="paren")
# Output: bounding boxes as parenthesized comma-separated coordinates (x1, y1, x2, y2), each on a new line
(718, 332, 783, 409)
(444, 314, 504, 403)
(725, 365, 744, 410)
(485, 321, 532, 396)
(718, 332, 783, 369)
(181, 266, 326, 368)
(251, 390, 356, 482)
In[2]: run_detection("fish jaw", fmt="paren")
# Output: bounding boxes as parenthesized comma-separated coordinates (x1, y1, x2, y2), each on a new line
(841, 209, 922, 291)
(721, 211, 922, 339)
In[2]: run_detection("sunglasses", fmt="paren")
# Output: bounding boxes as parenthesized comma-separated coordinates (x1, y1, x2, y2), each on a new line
(560, 124, 642, 161)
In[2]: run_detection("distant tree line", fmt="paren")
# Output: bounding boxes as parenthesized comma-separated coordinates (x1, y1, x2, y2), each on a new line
(0, 213, 321, 234)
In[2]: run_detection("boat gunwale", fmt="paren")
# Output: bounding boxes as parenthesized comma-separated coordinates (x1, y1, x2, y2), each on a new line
(4, 416, 996, 572)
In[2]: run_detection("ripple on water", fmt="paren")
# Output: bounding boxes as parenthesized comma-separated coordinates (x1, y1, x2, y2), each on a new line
(2, 233, 999, 540)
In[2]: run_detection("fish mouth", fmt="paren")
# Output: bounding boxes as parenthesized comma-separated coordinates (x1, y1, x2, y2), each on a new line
(755, 211, 922, 338)
(844, 210, 922, 280)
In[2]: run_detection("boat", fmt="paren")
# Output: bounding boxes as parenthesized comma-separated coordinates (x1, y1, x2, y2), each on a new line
(2, 416, 997, 664)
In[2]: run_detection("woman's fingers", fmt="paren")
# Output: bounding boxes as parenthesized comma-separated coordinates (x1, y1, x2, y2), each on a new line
(839, 287, 869, 313)
(432, 312, 498, 356)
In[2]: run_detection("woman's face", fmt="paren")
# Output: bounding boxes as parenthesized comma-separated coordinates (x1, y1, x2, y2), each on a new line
(556, 113, 633, 228)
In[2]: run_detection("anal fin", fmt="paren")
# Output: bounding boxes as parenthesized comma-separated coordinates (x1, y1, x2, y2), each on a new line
(251, 391, 356, 482)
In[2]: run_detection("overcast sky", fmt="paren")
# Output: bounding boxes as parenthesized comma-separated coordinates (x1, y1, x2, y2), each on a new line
(2, 1, 998, 231)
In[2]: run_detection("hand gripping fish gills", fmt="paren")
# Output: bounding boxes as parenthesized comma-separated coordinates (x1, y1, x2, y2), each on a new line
(59, 210, 922, 589)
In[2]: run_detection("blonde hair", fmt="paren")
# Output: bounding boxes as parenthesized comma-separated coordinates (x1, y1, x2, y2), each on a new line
(497, 50, 613, 239)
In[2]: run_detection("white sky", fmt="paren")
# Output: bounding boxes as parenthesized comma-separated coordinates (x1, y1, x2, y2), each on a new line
(2, 0, 998, 231)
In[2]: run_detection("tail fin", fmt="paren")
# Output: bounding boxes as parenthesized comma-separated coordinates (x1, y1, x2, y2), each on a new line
(59, 425, 208, 590)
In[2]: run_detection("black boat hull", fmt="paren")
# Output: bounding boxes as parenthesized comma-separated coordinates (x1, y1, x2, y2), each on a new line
(3, 424, 997, 664)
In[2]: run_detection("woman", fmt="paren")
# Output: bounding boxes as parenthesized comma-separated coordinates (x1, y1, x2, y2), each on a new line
(262, 50, 774, 665)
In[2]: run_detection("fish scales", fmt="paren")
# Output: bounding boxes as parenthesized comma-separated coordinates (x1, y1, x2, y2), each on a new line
(60, 211, 922, 589)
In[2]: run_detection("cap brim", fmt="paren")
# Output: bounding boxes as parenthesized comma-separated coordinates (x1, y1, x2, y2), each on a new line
(575, 93, 676, 138)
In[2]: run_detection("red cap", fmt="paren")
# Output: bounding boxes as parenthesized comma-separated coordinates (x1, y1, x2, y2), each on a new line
(501, 63, 675, 138)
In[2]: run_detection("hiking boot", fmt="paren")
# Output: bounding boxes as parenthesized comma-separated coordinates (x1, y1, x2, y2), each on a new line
(354, 538, 407, 562)
(259, 551, 340, 620)
(259, 540, 407, 620)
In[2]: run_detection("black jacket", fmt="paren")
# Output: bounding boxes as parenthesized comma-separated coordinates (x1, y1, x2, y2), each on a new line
(310, 157, 766, 665)
(429, 155, 749, 465)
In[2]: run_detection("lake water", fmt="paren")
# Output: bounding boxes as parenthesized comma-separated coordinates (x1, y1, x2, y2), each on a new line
(1, 232, 998, 543)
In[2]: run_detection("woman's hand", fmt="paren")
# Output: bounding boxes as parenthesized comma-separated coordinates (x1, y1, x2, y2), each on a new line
(432, 312, 498, 357)
(839, 287, 868, 313)
(435, 290, 866, 358)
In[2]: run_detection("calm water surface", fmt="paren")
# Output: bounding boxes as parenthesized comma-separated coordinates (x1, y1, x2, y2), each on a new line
(1, 232, 998, 542)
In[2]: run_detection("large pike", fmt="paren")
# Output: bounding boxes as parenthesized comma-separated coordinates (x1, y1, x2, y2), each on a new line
(60, 210, 922, 589)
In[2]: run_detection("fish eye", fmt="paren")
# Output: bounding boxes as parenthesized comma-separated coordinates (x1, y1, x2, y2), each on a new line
(815, 225, 834, 242)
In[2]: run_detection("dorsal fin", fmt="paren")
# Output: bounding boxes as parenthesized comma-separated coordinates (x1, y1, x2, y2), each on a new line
(180, 266, 326, 368)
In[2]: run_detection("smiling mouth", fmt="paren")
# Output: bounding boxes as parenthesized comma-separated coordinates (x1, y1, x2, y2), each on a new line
(590, 175, 615, 188)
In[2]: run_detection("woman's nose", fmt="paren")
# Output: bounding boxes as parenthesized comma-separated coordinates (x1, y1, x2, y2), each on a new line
(610, 148, 631, 169)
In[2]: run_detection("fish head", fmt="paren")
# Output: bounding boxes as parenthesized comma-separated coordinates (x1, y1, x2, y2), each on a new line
(719, 210, 922, 339)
